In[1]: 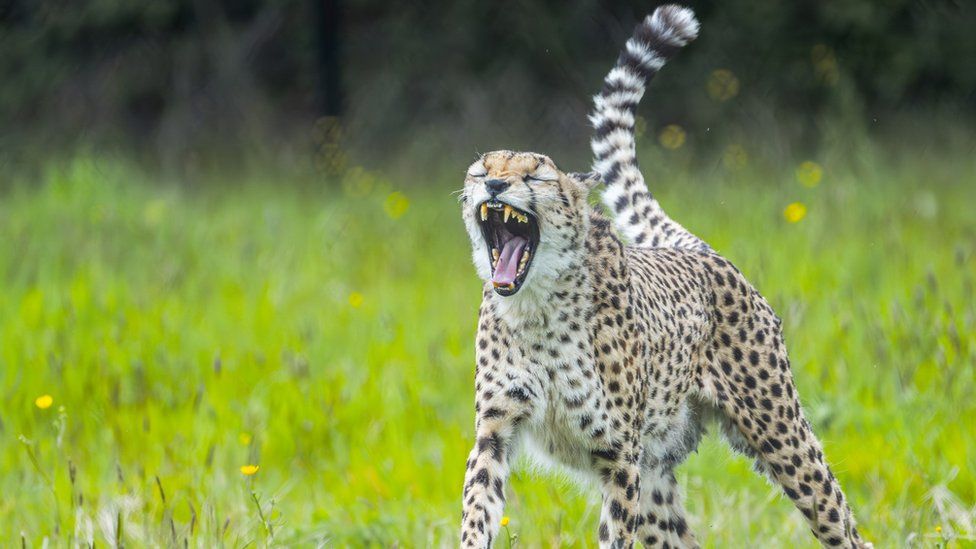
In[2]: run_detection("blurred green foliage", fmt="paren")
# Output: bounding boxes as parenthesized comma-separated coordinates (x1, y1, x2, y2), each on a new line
(1, 2, 975, 545)
(1, 0, 974, 169)
(0, 148, 973, 546)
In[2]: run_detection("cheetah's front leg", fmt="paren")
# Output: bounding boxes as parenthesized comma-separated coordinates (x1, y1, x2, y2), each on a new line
(459, 367, 542, 548)
(593, 442, 643, 548)
(636, 463, 698, 548)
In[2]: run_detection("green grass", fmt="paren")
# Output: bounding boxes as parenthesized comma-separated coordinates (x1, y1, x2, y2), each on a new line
(1, 153, 974, 547)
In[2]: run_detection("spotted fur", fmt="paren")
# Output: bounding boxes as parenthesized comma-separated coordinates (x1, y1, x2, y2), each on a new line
(457, 6, 870, 549)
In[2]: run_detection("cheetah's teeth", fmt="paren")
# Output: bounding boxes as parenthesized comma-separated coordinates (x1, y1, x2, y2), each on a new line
(480, 203, 488, 221)
(491, 281, 516, 290)
(492, 248, 500, 268)
(503, 205, 513, 223)
(517, 249, 530, 275)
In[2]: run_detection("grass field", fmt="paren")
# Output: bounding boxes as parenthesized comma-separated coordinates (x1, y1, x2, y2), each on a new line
(1, 152, 974, 547)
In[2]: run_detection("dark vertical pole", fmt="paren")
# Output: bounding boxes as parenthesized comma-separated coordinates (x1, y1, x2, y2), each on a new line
(314, 0, 342, 117)
(312, 0, 345, 176)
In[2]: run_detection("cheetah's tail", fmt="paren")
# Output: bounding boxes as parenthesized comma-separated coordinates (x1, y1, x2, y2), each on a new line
(589, 5, 709, 251)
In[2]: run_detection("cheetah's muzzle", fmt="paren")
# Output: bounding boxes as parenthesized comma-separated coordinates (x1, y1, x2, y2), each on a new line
(477, 200, 540, 296)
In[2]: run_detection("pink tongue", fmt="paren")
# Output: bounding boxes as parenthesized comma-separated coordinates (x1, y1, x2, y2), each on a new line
(492, 236, 528, 285)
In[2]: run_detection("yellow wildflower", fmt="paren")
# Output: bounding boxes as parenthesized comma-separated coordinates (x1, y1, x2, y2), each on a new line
(796, 161, 823, 187)
(935, 525, 942, 533)
(35, 395, 53, 409)
(784, 202, 807, 223)
(658, 125, 686, 150)
(384, 191, 410, 220)
(143, 199, 167, 227)
(634, 115, 647, 138)
(500, 516, 510, 527)
(239, 432, 252, 445)
(707, 69, 740, 102)
(811, 45, 839, 86)
(348, 292, 364, 308)
(240, 464, 260, 476)
(722, 144, 748, 171)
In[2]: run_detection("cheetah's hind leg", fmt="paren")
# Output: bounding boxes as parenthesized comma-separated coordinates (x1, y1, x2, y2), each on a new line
(699, 317, 871, 548)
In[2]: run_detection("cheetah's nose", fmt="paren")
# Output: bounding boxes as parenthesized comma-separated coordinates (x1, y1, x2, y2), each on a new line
(485, 179, 510, 197)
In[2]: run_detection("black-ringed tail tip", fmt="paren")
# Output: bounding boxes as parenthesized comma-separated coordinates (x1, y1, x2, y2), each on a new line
(646, 5, 700, 47)
(477, 200, 540, 296)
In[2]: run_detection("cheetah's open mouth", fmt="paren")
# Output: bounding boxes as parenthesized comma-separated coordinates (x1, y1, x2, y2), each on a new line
(477, 200, 540, 296)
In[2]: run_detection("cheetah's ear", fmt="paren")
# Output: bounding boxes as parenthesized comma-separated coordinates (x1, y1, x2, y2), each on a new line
(567, 171, 602, 194)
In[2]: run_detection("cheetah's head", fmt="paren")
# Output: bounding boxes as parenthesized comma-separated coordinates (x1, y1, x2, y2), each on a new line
(461, 150, 596, 297)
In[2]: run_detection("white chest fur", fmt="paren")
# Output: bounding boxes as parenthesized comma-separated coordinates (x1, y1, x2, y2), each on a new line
(501, 311, 606, 476)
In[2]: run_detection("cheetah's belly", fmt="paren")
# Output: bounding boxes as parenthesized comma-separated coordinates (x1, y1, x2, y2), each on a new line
(520, 418, 595, 478)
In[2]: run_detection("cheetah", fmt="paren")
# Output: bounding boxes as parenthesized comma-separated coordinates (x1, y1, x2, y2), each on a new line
(457, 5, 871, 548)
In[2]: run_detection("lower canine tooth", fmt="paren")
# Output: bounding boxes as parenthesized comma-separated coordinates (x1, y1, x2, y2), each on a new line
(480, 203, 488, 221)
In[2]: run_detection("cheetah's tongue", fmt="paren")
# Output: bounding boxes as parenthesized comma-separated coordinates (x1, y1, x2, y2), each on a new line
(492, 236, 528, 285)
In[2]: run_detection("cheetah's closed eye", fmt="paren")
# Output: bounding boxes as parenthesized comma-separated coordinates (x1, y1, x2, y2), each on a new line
(457, 5, 872, 548)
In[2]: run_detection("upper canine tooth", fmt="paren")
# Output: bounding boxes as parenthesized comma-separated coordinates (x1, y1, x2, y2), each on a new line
(480, 203, 488, 221)
(503, 205, 512, 223)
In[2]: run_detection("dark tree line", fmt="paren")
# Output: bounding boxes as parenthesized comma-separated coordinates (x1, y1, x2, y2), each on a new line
(1, 0, 973, 168)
